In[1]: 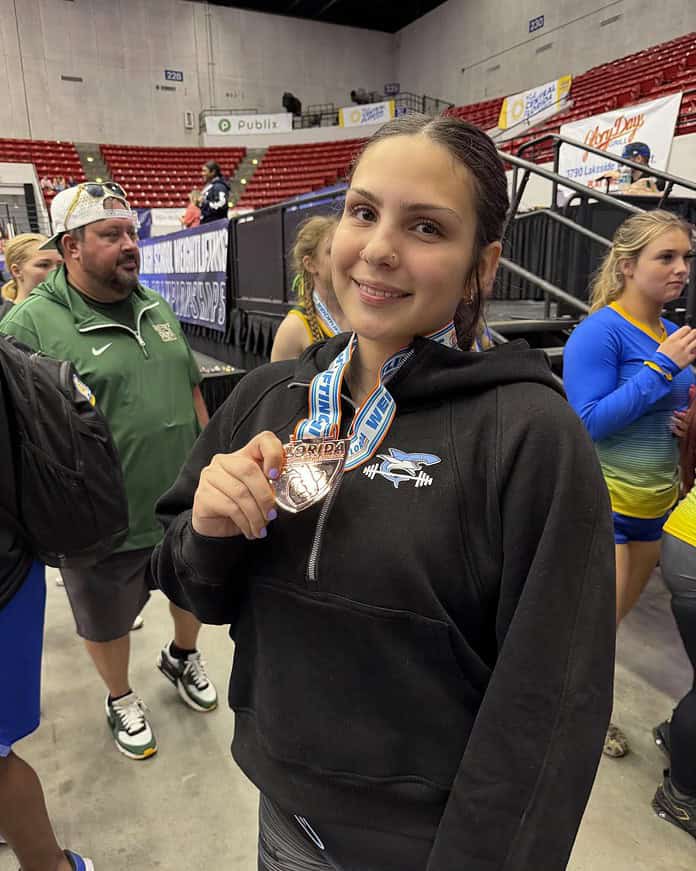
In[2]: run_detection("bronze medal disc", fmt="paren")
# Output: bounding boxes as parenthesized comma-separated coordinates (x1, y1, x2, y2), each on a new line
(272, 438, 348, 513)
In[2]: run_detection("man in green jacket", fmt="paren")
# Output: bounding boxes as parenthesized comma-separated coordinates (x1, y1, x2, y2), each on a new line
(1, 183, 217, 760)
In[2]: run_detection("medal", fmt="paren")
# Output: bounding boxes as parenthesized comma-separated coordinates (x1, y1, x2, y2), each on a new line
(295, 321, 459, 472)
(278, 322, 459, 512)
(272, 438, 349, 513)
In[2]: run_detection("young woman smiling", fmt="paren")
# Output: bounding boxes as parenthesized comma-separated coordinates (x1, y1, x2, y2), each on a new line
(153, 115, 615, 871)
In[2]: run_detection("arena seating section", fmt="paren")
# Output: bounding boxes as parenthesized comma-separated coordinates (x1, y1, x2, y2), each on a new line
(101, 145, 246, 208)
(0, 33, 694, 215)
(448, 32, 696, 162)
(0, 139, 85, 204)
(235, 139, 365, 211)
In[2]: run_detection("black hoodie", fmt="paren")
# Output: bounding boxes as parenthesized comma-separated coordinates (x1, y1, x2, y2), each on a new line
(153, 334, 615, 871)
(199, 175, 230, 224)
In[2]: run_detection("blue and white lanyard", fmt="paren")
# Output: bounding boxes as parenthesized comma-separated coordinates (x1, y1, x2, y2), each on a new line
(312, 291, 341, 337)
(294, 322, 458, 471)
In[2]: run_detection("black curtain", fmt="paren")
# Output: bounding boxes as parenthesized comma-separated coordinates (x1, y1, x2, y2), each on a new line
(497, 197, 696, 307)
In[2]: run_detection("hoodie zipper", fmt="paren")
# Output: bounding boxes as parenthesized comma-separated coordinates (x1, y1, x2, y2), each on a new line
(77, 301, 159, 358)
(306, 466, 344, 588)
(287, 381, 353, 587)
(289, 382, 355, 588)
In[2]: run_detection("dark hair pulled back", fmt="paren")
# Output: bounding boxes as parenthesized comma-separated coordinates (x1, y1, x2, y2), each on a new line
(204, 160, 223, 178)
(349, 114, 509, 350)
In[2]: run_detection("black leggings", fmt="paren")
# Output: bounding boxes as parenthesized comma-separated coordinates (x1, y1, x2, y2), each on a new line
(660, 533, 696, 794)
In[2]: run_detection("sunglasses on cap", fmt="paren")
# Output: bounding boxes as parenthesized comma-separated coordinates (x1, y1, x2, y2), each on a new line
(81, 182, 127, 199)
(63, 181, 131, 227)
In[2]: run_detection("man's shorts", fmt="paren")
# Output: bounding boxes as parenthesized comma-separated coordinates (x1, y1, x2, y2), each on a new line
(612, 511, 669, 545)
(60, 548, 153, 643)
(0, 561, 46, 756)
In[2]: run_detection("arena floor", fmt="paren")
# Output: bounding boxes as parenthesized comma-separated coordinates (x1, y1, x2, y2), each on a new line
(0, 567, 693, 871)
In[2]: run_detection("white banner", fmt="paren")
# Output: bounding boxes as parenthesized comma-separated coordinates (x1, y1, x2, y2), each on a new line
(558, 92, 682, 194)
(339, 100, 395, 128)
(205, 113, 293, 136)
(498, 75, 572, 130)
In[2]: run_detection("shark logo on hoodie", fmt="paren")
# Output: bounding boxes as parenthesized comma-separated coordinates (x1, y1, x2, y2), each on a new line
(363, 448, 441, 489)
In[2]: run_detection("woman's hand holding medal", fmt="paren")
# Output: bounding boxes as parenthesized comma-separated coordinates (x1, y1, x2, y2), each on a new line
(192, 431, 285, 540)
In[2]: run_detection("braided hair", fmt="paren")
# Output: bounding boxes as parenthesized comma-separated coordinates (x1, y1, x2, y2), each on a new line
(290, 215, 338, 341)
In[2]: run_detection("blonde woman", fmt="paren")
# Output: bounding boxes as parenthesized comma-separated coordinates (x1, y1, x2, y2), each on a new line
(564, 211, 696, 756)
(271, 215, 348, 362)
(0, 234, 62, 322)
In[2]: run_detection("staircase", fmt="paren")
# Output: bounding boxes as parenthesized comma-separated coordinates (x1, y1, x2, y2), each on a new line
(228, 148, 265, 206)
(74, 143, 110, 183)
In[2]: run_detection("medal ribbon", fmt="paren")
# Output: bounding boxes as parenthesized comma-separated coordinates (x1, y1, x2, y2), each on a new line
(295, 321, 458, 471)
(312, 291, 342, 337)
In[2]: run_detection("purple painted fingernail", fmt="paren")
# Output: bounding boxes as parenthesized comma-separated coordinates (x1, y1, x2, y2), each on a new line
(269, 468, 280, 480)
(258, 527, 268, 538)
(267, 509, 278, 522)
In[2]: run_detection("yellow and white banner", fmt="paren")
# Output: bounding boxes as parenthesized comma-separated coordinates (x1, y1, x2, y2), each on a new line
(498, 75, 572, 130)
(339, 100, 395, 128)
(558, 92, 683, 193)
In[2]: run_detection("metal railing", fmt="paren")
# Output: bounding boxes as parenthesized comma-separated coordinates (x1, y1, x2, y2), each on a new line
(501, 132, 696, 322)
(422, 94, 455, 116)
(293, 105, 339, 129)
(221, 92, 456, 132)
(527, 132, 696, 212)
(498, 256, 590, 317)
(0, 196, 50, 237)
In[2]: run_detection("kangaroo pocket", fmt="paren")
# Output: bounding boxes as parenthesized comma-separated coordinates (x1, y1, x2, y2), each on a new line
(230, 580, 478, 789)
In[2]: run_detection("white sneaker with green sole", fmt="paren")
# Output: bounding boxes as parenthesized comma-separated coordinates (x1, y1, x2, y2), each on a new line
(105, 692, 157, 760)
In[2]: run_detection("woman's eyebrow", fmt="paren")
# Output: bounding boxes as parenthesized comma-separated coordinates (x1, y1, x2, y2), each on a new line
(402, 202, 462, 222)
(348, 187, 461, 222)
(348, 186, 380, 205)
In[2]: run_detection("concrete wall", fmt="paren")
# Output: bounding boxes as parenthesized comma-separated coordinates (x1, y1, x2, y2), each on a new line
(0, 0, 693, 149)
(396, 0, 696, 106)
(0, 0, 395, 146)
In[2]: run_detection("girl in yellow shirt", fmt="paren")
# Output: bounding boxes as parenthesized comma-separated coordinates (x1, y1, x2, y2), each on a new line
(271, 216, 348, 361)
(653, 397, 696, 840)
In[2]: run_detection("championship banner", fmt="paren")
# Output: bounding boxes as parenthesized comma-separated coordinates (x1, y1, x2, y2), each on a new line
(138, 219, 228, 333)
(498, 75, 572, 130)
(558, 92, 682, 193)
(205, 113, 293, 135)
(339, 100, 395, 128)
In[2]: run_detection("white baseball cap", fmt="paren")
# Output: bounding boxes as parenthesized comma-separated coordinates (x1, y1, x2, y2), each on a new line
(41, 183, 139, 250)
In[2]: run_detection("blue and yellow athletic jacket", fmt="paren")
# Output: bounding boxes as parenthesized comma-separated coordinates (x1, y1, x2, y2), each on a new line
(564, 302, 695, 519)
